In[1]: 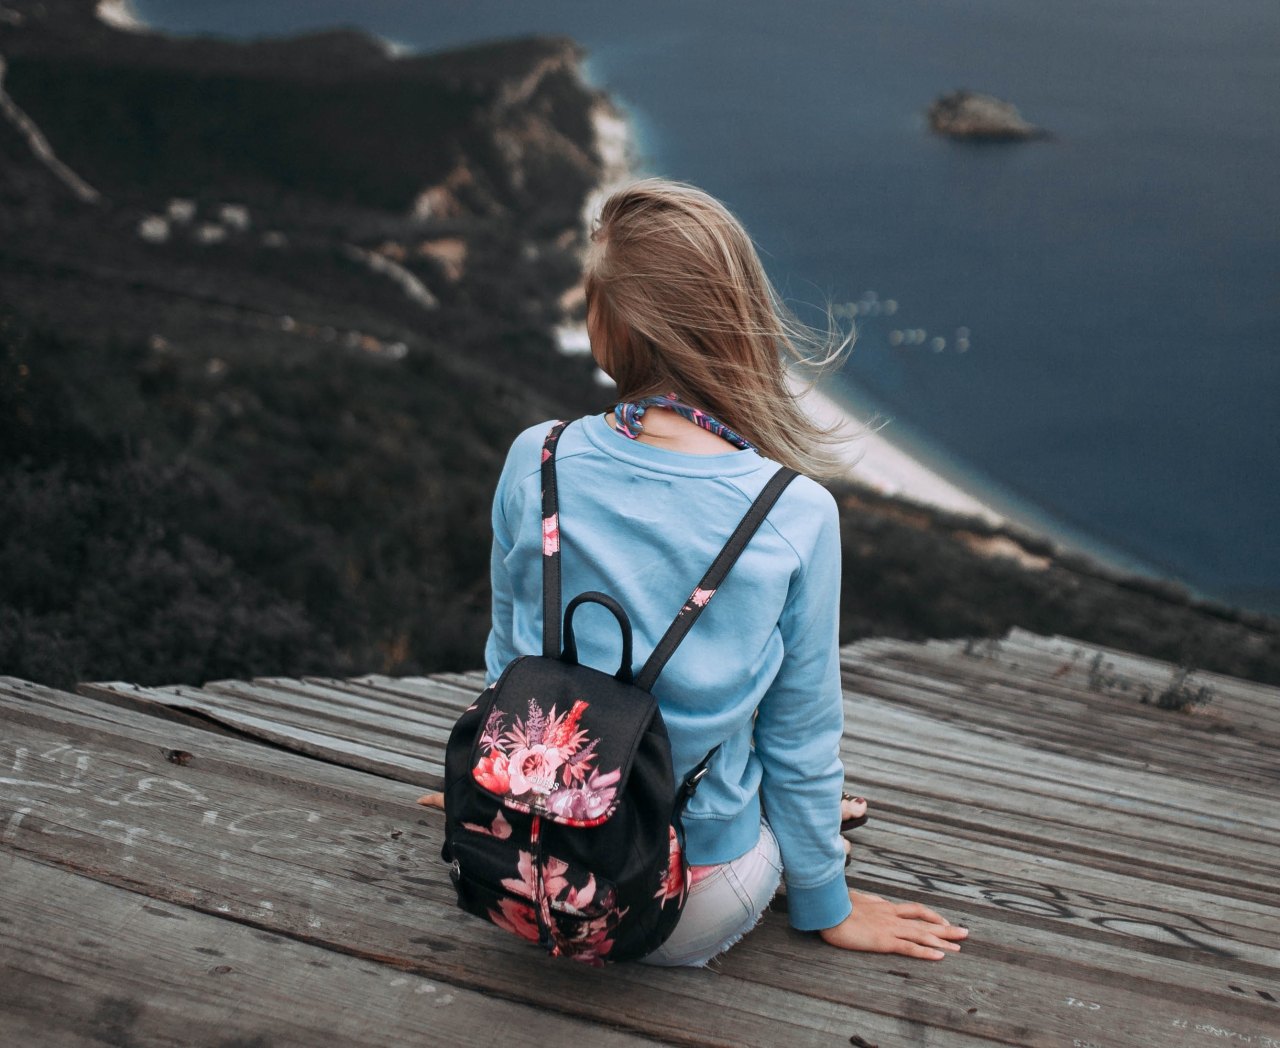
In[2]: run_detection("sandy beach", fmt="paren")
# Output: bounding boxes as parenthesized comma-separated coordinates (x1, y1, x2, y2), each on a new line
(791, 378, 1005, 526)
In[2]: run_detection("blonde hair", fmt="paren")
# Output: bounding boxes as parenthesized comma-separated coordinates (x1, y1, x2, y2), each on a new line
(584, 177, 860, 478)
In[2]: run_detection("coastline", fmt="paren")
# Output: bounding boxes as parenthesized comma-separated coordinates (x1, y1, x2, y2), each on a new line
(578, 93, 1028, 535)
(574, 73, 1013, 533)
(791, 377, 1006, 525)
(9, 5, 1279, 694)
(70, 12, 1224, 604)
(801, 375, 1186, 587)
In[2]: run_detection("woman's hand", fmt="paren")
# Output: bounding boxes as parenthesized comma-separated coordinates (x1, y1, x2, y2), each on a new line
(416, 792, 445, 809)
(818, 889, 968, 960)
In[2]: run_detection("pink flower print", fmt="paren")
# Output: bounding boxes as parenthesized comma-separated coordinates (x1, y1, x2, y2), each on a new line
(473, 752, 511, 794)
(507, 744, 565, 797)
(541, 447, 551, 462)
(544, 766, 621, 824)
(690, 587, 716, 608)
(501, 850, 591, 923)
(501, 848, 539, 900)
(560, 912, 625, 966)
(461, 809, 513, 839)
(540, 855, 572, 900)
(502, 848, 573, 904)
(655, 824, 688, 904)
(543, 699, 589, 751)
(522, 700, 549, 747)
(489, 897, 540, 943)
(542, 513, 560, 556)
(479, 708, 506, 752)
(561, 738, 599, 785)
(562, 873, 598, 915)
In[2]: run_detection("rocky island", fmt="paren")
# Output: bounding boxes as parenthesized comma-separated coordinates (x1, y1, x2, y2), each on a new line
(2, 0, 1276, 691)
(928, 89, 1047, 141)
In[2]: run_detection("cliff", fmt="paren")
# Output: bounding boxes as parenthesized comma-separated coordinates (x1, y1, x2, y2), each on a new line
(0, 0, 613, 685)
(1, 1, 1275, 690)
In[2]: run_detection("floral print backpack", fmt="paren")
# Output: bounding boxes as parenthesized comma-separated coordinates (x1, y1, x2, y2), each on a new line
(441, 420, 797, 964)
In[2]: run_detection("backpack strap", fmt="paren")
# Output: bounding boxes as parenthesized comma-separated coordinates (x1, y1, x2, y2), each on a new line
(635, 465, 798, 692)
(539, 420, 570, 658)
(539, 423, 797, 806)
(540, 417, 799, 686)
(659, 467, 798, 814)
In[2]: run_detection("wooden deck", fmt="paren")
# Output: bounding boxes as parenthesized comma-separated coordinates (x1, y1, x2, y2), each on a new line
(2, 627, 1277, 1047)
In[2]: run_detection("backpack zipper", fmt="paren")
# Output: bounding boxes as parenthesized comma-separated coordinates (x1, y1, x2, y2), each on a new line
(529, 814, 562, 956)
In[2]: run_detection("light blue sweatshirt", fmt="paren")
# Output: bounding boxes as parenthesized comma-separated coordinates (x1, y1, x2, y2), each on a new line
(484, 413, 852, 931)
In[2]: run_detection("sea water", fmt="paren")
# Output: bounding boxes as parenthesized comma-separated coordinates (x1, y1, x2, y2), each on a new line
(132, 0, 1280, 613)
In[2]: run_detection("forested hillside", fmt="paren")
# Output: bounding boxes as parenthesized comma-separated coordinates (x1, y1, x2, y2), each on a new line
(2, 0, 1276, 690)
(1, 1, 605, 685)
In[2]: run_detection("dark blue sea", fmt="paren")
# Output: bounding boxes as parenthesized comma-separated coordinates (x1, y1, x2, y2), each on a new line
(135, 0, 1280, 614)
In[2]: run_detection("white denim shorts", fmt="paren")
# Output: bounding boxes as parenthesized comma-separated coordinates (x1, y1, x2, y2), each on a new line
(639, 819, 783, 968)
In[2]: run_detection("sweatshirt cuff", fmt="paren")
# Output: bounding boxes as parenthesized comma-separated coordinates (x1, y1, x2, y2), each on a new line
(786, 870, 852, 931)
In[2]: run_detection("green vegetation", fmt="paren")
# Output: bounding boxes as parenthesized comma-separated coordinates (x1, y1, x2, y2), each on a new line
(2, 1, 1276, 691)
(0, 6, 608, 687)
(5, 297, 1276, 691)
(0, 310, 594, 687)
(0, 254, 606, 692)
(833, 486, 1280, 685)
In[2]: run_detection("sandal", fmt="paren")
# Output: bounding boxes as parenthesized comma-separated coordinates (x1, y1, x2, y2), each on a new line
(841, 793, 869, 833)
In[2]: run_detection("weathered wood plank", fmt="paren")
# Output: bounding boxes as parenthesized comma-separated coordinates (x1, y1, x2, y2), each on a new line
(842, 770, 1280, 900)
(844, 690, 1279, 819)
(0, 850, 666, 1048)
(356, 671, 487, 701)
(839, 650, 1255, 747)
(720, 911, 1280, 1048)
(77, 678, 455, 746)
(169, 678, 455, 753)
(848, 834, 1280, 997)
(328, 669, 488, 698)
(882, 629, 1280, 736)
(848, 631, 1280, 739)
(1005, 627, 1280, 702)
(859, 820, 1280, 937)
(3, 688, 1277, 1048)
(75, 679, 441, 784)
(0, 686, 999, 1048)
(79, 666, 1280, 900)
(839, 659, 1278, 788)
(217, 674, 463, 730)
(842, 729, 1280, 854)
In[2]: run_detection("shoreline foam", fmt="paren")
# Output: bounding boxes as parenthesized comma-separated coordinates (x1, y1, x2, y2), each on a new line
(791, 377, 1006, 525)
(95, 0, 146, 32)
(797, 374, 1184, 587)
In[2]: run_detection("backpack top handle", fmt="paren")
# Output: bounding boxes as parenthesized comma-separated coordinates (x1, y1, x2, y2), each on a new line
(561, 591, 635, 684)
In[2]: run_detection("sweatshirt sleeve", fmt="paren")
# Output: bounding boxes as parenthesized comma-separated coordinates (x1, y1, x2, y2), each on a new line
(483, 484, 516, 686)
(752, 486, 851, 931)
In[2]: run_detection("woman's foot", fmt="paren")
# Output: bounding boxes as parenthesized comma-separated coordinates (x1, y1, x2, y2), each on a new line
(841, 793, 869, 832)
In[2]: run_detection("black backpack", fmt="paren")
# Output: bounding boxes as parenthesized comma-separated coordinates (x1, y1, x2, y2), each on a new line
(441, 420, 796, 965)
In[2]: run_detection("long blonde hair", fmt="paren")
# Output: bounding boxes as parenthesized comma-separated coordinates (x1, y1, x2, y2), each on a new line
(584, 177, 859, 478)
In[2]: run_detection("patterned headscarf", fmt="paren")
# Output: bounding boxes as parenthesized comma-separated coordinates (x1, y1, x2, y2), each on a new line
(612, 392, 756, 452)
